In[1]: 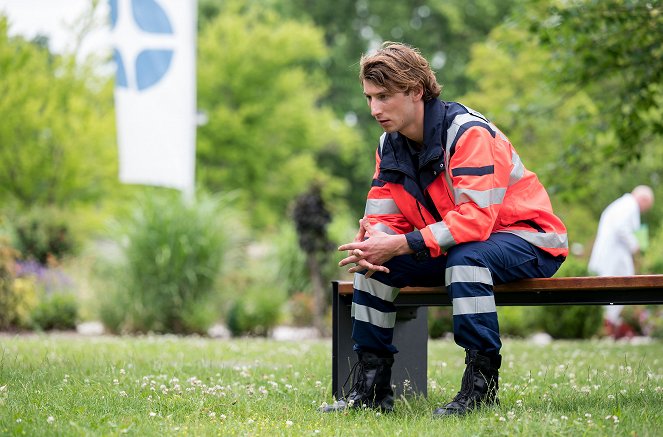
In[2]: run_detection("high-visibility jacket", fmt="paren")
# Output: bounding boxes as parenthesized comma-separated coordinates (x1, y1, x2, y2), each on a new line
(364, 99, 568, 259)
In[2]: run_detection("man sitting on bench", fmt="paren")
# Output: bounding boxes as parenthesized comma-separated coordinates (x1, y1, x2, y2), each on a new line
(321, 42, 568, 416)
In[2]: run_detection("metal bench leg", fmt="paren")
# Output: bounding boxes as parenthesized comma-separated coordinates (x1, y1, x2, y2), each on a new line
(392, 307, 428, 397)
(332, 287, 428, 398)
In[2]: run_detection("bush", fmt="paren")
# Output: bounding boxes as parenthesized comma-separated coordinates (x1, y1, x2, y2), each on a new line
(498, 306, 541, 337)
(428, 307, 452, 339)
(10, 277, 40, 328)
(30, 292, 78, 331)
(227, 287, 282, 337)
(534, 255, 603, 339)
(538, 305, 604, 339)
(99, 191, 238, 334)
(11, 207, 76, 264)
(0, 240, 19, 329)
(286, 292, 315, 327)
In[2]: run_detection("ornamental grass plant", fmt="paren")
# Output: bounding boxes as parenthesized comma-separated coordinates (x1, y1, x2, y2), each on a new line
(0, 336, 660, 436)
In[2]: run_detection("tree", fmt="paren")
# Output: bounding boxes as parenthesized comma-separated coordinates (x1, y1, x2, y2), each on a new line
(196, 1, 362, 229)
(534, 0, 663, 163)
(0, 17, 116, 209)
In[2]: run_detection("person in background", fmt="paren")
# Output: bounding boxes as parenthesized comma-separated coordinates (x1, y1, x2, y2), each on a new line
(588, 185, 655, 336)
(322, 42, 568, 416)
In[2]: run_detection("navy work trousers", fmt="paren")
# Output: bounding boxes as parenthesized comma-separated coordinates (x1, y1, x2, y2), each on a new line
(350, 232, 564, 355)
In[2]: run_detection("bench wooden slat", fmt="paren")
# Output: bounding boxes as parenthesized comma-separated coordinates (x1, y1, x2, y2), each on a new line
(336, 275, 663, 295)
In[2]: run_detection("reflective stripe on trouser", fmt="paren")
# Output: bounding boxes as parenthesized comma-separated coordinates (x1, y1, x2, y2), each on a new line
(350, 232, 564, 356)
(351, 274, 400, 355)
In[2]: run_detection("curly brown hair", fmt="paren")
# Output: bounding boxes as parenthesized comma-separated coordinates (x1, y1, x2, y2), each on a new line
(359, 42, 441, 101)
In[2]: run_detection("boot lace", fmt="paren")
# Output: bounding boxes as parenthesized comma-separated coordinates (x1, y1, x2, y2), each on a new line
(450, 362, 475, 404)
(341, 359, 367, 399)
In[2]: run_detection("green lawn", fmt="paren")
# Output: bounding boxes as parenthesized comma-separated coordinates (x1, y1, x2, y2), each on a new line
(0, 334, 661, 436)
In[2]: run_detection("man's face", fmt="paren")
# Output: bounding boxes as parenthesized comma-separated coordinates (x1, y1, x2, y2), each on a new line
(362, 80, 420, 136)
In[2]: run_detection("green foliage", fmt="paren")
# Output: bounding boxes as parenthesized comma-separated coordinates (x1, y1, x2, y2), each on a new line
(535, 255, 601, 339)
(428, 307, 452, 339)
(30, 292, 78, 331)
(196, 1, 360, 229)
(226, 287, 283, 337)
(271, 222, 310, 296)
(539, 305, 604, 339)
(498, 306, 541, 338)
(554, 254, 590, 278)
(10, 207, 77, 264)
(536, 0, 663, 160)
(285, 292, 315, 327)
(99, 191, 238, 334)
(0, 240, 19, 329)
(0, 17, 117, 208)
(642, 223, 663, 274)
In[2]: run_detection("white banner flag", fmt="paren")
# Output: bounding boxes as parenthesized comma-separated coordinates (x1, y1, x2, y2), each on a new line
(110, 0, 197, 195)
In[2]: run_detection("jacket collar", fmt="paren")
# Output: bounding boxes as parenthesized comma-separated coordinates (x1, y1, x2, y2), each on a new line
(381, 98, 446, 171)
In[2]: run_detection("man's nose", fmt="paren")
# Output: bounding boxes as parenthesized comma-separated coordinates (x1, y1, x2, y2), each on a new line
(370, 100, 382, 117)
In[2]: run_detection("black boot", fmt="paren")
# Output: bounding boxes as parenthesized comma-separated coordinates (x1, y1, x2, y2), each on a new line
(321, 351, 394, 412)
(433, 350, 501, 417)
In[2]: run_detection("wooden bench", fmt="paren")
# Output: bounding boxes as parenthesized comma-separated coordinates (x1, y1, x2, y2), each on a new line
(331, 275, 663, 398)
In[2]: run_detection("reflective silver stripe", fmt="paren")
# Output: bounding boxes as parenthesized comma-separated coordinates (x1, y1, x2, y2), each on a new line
(453, 187, 506, 208)
(372, 222, 397, 235)
(429, 221, 456, 250)
(453, 296, 497, 315)
(364, 198, 401, 216)
(445, 265, 493, 287)
(509, 151, 525, 186)
(445, 113, 482, 151)
(489, 122, 508, 142)
(351, 303, 397, 329)
(354, 274, 399, 302)
(502, 230, 568, 250)
(378, 132, 386, 155)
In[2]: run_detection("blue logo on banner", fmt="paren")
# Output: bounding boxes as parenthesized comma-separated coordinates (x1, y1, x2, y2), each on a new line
(110, 0, 174, 91)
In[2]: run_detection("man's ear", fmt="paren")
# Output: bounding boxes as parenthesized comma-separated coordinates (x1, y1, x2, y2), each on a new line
(411, 86, 424, 101)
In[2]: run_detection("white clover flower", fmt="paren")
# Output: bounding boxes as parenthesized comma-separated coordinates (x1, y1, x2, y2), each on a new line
(247, 419, 254, 424)
(499, 416, 506, 422)
(47, 416, 55, 424)
(220, 414, 226, 420)
(608, 394, 615, 400)
(149, 412, 157, 417)
(585, 413, 592, 418)
(16, 419, 22, 423)
(285, 420, 293, 427)
(315, 381, 322, 388)
(561, 415, 568, 421)
(208, 412, 216, 418)
(120, 369, 126, 375)
(119, 391, 127, 397)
